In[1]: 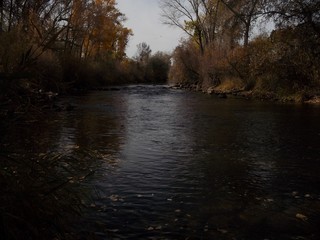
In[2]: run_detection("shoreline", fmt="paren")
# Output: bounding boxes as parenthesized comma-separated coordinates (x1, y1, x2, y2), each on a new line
(170, 84, 320, 104)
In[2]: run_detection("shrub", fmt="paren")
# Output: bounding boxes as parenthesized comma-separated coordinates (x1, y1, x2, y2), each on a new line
(145, 52, 171, 83)
(168, 41, 200, 86)
(34, 51, 63, 92)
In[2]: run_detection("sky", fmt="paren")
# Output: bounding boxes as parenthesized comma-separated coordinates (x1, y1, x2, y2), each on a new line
(116, 0, 185, 58)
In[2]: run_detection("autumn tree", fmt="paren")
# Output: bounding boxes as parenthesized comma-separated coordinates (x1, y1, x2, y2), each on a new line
(265, 0, 320, 88)
(0, 0, 132, 97)
(62, 0, 131, 60)
(0, 0, 72, 73)
(220, 0, 266, 47)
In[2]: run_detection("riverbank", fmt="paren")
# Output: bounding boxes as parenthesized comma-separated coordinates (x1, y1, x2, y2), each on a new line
(170, 82, 320, 104)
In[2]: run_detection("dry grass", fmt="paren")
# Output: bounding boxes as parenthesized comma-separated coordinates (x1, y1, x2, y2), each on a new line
(214, 77, 245, 92)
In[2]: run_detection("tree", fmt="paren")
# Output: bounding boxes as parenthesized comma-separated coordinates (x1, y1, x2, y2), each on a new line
(0, 0, 3, 32)
(169, 40, 200, 85)
(160, 0, 250, 52)
(146, 51, 171, 83)
(0, 0, 72, 73)
(62, 0, 131, 60)
(135, 42, 152, 64)
(220, 0, 266, 47)
(0, 0, 132, 94)
(266, 0, 320, 87)
(161, 0, 210, 53)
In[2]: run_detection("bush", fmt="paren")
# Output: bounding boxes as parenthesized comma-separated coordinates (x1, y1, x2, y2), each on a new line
(247, 27, 320, 93)
(145, 52, 171, 83)
(168, 41, 200, 86)
(34, 51, 63, 92)
(0, 27, 29, 75)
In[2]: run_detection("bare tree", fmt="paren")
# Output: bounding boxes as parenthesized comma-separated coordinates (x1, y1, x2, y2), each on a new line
(160, 0, 207, 53)
(220, 0, 265, 47)
(267, 0, 320, 34)
(161, 0, 242, 53)
(135, 42, 152, 64)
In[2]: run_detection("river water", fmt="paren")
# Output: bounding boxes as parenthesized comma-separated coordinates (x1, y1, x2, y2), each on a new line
(2, 85, 320, 239)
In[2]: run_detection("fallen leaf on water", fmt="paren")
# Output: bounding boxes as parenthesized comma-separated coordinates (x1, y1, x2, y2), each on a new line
(292, 191, 299, 197)
(217, 228, 228, 234)
(204, 225, 209, 232)
(296, 213, 308, 221)
(110, 195, 120, 202)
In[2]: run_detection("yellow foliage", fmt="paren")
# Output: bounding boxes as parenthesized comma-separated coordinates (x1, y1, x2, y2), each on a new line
(67, 0, 131, 60)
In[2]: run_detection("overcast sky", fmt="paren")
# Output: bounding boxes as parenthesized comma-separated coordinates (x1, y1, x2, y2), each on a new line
(116, 0, 185, 58)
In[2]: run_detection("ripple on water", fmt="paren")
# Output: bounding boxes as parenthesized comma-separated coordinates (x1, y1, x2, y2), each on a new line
(6, 85, 320, 239)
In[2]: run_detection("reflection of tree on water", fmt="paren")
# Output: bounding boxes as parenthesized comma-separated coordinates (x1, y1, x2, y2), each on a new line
(164, 99, 320, 239)
(2, 88, 320, 239)
(0, 93, 126, 239)
(61, 91, 127, 167)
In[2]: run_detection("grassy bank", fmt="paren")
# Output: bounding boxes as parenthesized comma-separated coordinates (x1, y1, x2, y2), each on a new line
(172, 80, 320, 104)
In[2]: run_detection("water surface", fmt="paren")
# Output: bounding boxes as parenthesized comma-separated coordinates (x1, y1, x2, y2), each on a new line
(3, 85, 320, 239)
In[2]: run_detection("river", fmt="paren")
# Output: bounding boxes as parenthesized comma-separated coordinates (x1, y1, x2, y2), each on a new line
(2, 85, 320, 239)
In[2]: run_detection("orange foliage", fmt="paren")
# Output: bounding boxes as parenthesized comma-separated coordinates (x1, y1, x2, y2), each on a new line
(66, 0, 131, 60)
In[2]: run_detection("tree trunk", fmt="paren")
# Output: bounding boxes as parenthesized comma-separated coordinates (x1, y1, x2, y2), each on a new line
(244, 21, 250, 47)
(0, 0, 3, 32)
(8, 0, 14, 31)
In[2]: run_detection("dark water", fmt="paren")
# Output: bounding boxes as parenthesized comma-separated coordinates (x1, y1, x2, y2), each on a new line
(3, 85, 320, 239)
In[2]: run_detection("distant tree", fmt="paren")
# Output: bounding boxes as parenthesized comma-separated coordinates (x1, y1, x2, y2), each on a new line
(135, 42, 152, 64)
(146, 51, 171, 83)
(131, 44, 171, 83)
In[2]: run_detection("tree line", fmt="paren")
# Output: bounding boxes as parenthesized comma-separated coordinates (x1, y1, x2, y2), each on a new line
(161, 0, 320, 100)
(0, 0, 171, 113)
(0, 0, 131, 87)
